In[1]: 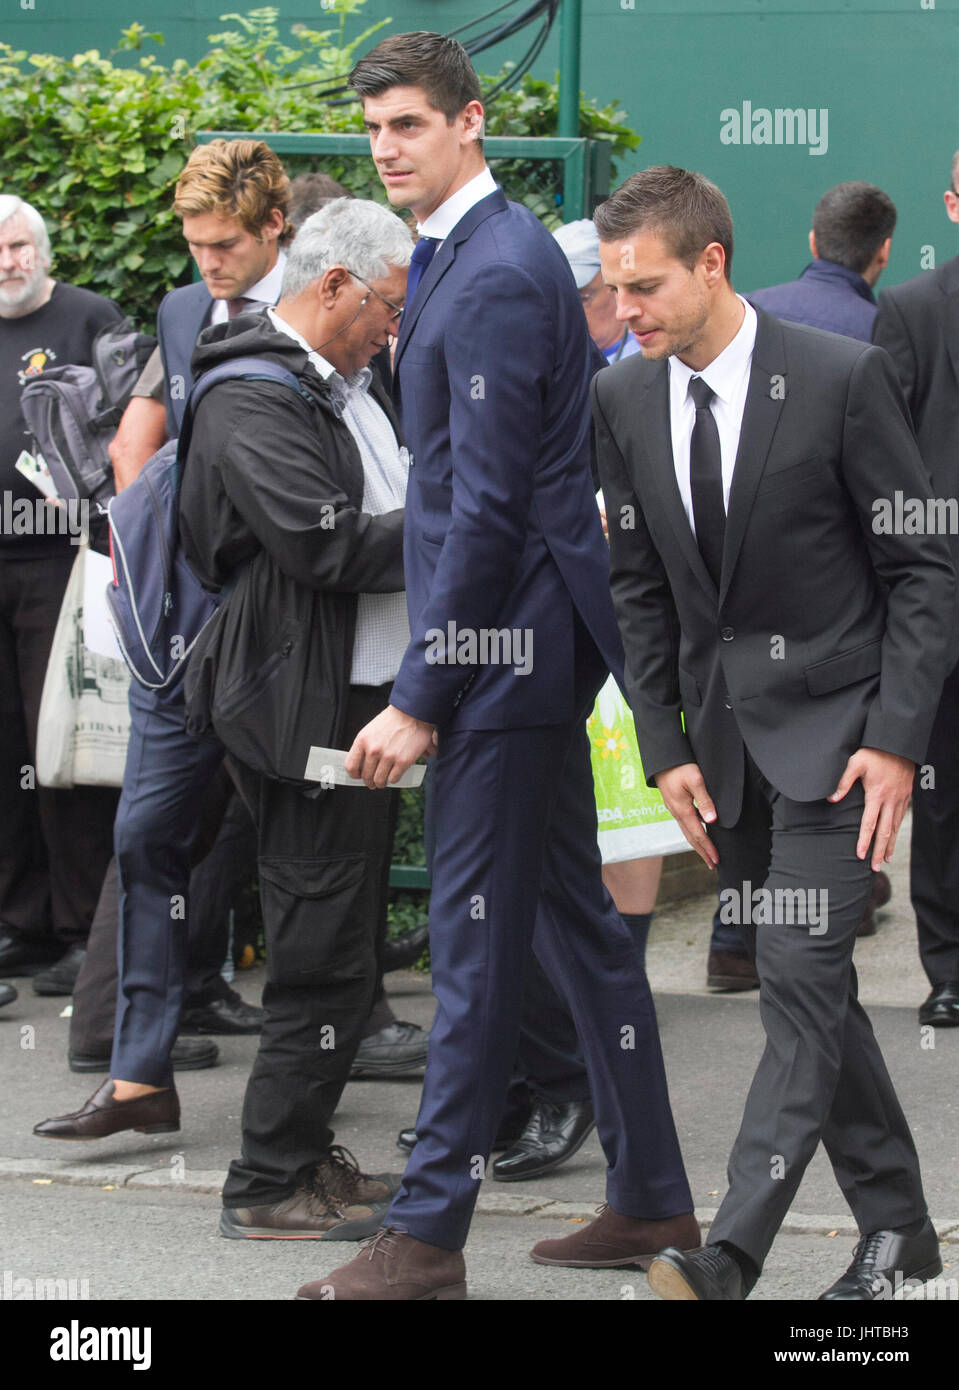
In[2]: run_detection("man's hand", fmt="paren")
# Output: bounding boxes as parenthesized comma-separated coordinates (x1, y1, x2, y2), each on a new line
(345, 705, 436, 789)
(829, 747, 915, 870)
(654, 762, 719, 869)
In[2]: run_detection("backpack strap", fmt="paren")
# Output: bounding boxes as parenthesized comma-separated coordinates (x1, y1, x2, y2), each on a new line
(174, 357, 313, 490)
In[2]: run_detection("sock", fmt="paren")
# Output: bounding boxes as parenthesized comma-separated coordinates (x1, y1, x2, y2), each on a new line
(895, 1216, 928, 1237)
(621, 911, 653, 970)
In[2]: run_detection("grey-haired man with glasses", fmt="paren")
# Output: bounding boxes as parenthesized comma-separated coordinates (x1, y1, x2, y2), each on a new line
(177, 197, 419, 1240)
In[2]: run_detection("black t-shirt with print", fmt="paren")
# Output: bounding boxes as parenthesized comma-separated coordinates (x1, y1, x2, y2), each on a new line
(0, 281, 123, 557)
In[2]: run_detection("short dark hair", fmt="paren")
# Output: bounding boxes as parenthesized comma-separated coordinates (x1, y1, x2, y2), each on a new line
(349, 31, 482, 123)
(949, 149, 959, 195)
(811, 182, 897, 274)
(594, 166, 735, 280)
(288, 171, 352, 230)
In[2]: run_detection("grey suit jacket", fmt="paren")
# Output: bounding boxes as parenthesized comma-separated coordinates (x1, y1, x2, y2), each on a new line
(593, 305, 956, 826)
(873, 252, 959, 560)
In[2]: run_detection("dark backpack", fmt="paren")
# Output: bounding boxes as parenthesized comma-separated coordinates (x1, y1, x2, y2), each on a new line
(19, 318, 156, 510)
(106, 356, 313, 692)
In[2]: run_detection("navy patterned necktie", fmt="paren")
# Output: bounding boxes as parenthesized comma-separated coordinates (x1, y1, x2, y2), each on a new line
(405, 236, 439, 306)
(688, 375, 725, 589)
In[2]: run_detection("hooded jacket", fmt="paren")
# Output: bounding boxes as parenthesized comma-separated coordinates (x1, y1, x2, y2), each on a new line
(179, 311, 405, 784)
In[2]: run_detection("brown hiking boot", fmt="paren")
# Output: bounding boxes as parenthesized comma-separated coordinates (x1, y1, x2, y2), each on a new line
(311, 1145, 404, 1206)
(220, 1164, 392, 1241)
(296, 1227, 467, 1300)
(530, 1203, 701, 1269)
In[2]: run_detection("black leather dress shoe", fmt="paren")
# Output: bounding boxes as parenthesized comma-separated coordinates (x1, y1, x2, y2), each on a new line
(350, 1021, 429, 1077)
(819, 1220, 942, 1299)
(0, 982, 17, 1008)
(397, 1108, 528, 1155)
(68, 1036, 219, 1073)
(32, 944, 87, 997)
(918, 981, 959, 1028)
(34, 1079, 180, 1140)
(383, 923, 430, 973)
(179, 993, 265, 1035)
(492, 1097, 595, 1181)
(648, 1244, 746, 1300)
(0, 930, 59, 976)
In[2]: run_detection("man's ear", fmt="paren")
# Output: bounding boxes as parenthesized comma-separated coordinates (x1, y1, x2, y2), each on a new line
(322, 265, 351, 304)
(808, 229, 818, 259)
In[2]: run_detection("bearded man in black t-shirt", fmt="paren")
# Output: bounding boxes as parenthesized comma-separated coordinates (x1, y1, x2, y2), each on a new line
(0, 194, 123, 989)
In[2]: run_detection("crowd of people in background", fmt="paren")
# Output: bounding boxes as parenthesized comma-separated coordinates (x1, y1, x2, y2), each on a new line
(2, 28, 958, 1302)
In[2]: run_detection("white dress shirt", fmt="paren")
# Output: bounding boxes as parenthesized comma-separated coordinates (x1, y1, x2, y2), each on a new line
(668, 297, 757, 534)
(267, 308, 410, 686)
(209, 251, 287, 324)
(416, 167, 498, 240)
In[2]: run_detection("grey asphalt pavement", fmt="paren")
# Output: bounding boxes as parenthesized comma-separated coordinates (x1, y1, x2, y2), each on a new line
(2, 831, 957, 1316)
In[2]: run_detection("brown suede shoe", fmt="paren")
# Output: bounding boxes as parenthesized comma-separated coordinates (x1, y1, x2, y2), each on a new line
(311, 1145, 403, 1205)
(33, 1079, 179, 1140)
(706, 950, 760, 992)
(530, 1203, 701, 1269)
(296, 1227, 467, 1300)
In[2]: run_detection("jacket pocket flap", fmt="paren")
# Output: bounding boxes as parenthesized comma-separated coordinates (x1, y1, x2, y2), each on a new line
(804, 638, 883, 697)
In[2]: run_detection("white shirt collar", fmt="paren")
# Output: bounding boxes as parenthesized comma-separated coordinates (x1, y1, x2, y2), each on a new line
(266, 307, 371, 392)
(245, 250, 286, 308)
(668, 296, 757, 404)
(416, 167, 498, 242)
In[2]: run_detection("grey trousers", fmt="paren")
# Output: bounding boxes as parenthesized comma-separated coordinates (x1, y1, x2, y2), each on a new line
(706, 753, 926, 1271)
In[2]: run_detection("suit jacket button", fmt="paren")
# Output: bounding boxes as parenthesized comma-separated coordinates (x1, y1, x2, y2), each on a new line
(724, 700, 733, 710)
(721, 626, 735, 641)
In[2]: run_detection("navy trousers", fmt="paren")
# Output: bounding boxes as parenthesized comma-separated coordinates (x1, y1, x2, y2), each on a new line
(112, 678, 224, 1087)
(386, 659, 693, 1250)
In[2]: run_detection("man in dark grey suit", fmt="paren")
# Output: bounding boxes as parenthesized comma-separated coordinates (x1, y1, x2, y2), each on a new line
(872, 152, 959, 1029)
(592, 166, 956, 1301)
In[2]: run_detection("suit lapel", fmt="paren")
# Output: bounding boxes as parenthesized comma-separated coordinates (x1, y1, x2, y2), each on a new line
(393, 189, 508, 375)
(940, 258, 959, 391)
(639, 364, 717, 597)
(718, 308, 787, 604)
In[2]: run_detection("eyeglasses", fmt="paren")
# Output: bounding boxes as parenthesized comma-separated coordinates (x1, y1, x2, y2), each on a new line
(347, 270, 405, 322)
(579, 283, 614, 307)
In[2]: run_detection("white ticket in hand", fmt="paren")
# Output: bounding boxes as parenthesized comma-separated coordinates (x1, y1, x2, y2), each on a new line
(304, 745, 427, 788)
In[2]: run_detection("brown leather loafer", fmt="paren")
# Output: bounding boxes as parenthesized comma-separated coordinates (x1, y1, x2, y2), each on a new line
(706, 950, 760, 992)
(296, 1228, 467, 1300)
(530, 1203, 701, 1269)
(33, 1080, 179, 1140)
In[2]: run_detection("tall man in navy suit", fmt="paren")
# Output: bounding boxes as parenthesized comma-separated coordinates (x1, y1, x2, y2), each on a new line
(298, 31, 696, 1302)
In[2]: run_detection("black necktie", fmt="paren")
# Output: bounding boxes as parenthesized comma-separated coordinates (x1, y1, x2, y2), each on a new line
(688, 375, 725, 589)
(406, 236, 439, 306)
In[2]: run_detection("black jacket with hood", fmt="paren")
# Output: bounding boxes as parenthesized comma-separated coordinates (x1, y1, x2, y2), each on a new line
(179, 311, 405, 785)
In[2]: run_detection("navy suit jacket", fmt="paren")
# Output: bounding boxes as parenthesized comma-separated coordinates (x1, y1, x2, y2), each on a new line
(157, 281, 214, 437)
(388, 187, 624, 732)
(747, 260, 877, 343)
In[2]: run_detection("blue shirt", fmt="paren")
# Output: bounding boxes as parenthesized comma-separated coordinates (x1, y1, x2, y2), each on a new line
(601, 328, 642, 364)
(747, 259, 877, 343)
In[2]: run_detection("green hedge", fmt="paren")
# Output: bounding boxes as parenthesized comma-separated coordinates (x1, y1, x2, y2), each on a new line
(0, 4, 638, 328)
